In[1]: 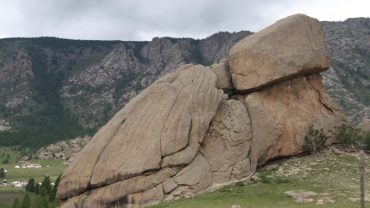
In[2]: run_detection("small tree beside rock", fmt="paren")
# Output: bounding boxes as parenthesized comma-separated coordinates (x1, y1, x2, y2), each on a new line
(0, 167, 6, 178)
(303, 126, 328, 154)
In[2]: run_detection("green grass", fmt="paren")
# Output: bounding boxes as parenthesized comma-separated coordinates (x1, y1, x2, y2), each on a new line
(153, 182, 355, 208)
(0, 190, 25, 208)
(151, 150, 368, 208)
(0, 146, 66, 207)
(153, 181, 358, 208)
(1, 159, 65, 182)
(0, 146, 66, 182)
(0, 158, 65, 207)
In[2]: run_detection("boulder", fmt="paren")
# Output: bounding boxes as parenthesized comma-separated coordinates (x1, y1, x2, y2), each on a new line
(58, 14, 345, 208)
(229, 14, 331, 91)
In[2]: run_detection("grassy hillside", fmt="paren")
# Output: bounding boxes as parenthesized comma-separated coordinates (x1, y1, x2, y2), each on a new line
(152, 149, 368, 208)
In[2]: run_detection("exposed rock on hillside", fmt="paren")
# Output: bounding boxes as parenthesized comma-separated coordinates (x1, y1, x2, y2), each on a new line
(0, 47, 35, 117)
(36, 136, 91, 163)
(0, 120, 11, 132)
(321, 18, 370, 126)
(58, 14, 344, 207)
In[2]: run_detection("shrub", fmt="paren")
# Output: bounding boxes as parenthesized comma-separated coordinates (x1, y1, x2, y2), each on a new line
(0, 167, 6, 178)
(2, 154, 10, 164)
(336, 124, 362, 147)
(12, 198, 19, 208)
(272, 177, 290, 184)
(219, 186, 231, 193)
(20, 193, 30, 208)
(363, 131, 370, 151)
(259, 174, 271, 184)
(235, 181, 245, 187)
(303, 126, 328, 154)
(336, 124, 370, 150)
(255, 172, 291, 184)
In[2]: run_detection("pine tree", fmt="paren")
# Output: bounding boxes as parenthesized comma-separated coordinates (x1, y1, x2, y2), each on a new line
(50, 174, 61, 202)
(33, 195, 48, 208)
(3, 154, 10, 164)
(12, 198, 19, 208)
(20, 193, 31, 208)
(34, 183, 40, 195)
(25, 178, 35, 192)
(40, 195, 49, 208)
(0, 168, 6, 178)
(40, 176, 51, 197)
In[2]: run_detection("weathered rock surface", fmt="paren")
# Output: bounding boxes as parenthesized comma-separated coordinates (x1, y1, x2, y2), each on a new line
(240, 74, 344, 167)
(58, 64, 223, 206)
(229, 14, 331, 91)
(58, 14, 344, 207)
(203, 99, 252, 183)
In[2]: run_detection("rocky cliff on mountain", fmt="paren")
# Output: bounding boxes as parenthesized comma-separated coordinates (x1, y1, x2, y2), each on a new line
(35, 136, 91, 163)
(321, 18, 370, 127)
(57, 14, 344, 208)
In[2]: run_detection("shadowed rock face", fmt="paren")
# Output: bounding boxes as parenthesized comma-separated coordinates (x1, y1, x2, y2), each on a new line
(240, 74, 343, 169)
(58, 14, 344, 207)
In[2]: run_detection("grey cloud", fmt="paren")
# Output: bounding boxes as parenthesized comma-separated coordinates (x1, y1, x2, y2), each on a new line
(0, 0, 369, 40)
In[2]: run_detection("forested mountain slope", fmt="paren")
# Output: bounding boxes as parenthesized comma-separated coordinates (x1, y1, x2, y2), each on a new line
(0, 32, 249, 148)
(0, 17, 369, 148)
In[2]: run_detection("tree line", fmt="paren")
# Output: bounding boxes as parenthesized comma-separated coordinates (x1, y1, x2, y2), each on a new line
(12, 175, 61, 208)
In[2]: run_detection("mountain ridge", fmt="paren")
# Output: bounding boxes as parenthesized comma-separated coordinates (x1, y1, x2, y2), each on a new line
(0, 18, 369, 148)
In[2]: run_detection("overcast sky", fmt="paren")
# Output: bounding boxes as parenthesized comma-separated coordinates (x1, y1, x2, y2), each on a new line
(0, 0, 369, 41)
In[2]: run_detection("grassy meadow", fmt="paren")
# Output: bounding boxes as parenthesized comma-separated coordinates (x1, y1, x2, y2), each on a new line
(152, 150, 368, 208)
(0, 147, 66, 207)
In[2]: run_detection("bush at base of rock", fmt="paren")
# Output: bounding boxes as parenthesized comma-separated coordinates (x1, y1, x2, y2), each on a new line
(303, 126, 328, 154)
(336, 124, 370, 149)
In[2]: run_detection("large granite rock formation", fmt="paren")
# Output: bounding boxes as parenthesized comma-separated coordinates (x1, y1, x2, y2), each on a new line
(58, 14, 344, 207)
(229, 14, 331, 91)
